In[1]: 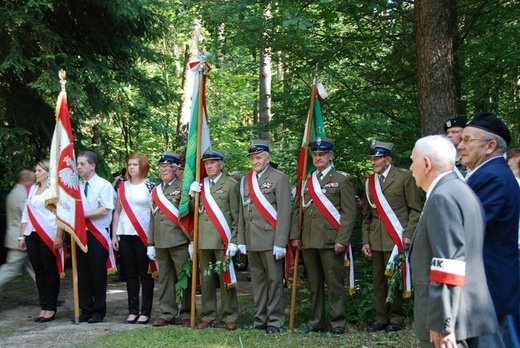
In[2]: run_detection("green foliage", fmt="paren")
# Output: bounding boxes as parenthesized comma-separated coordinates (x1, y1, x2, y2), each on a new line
(203, 255, 231, 277)
(175, 259, 192, 304)
(385, 251, 407, 304)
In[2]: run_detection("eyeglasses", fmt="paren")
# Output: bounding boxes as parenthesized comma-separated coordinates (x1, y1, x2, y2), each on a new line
(461, 136, 492, 144)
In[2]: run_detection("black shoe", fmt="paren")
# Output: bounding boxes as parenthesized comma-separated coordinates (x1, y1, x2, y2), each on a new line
(266, 326, 280, 334)
(33, 316, 42, 322)
(40, 313, 56, 323)
(331, 326, 345, 335)
(386, 323, 403, 332)
(367, 323, 387, 332)
(244, 322, 267, 330)
(88, 316, 103, 324)
(297, 326, 323, 334)
(137, 315, 150, 324)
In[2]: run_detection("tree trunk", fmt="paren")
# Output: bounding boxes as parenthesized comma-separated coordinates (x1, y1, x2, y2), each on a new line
(415, 0, 458, 135)
(258, 3, 272, 141)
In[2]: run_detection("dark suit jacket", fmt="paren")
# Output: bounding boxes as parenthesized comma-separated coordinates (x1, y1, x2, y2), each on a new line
(466, 156, 520, 315)
(410, 172, 498, 341)
(290, 168, 357, 248)
(362, 166, 422, 251)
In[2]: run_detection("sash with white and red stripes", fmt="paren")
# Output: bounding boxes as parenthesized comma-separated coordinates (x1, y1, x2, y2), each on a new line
(151, 186, 181, 226)
(27, 186, 66, 276)
(119, 183, 159, 275)
(247, 171, 277, 229)
(85, 219, 116, 274)
(368, 174, 411, 294)
(201, 177, 237, 287)
(306, 172, 355, 293)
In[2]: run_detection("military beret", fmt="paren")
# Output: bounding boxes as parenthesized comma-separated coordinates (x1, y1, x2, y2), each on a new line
(309, 137, 334, 152)
(369, 140, 393, 157)
(466, 112, 511, 145)
(158, 151, 181, 165)
(248, 139, 269, 156)
(202, 148, 224, 161)
(443, 117, 467, 132)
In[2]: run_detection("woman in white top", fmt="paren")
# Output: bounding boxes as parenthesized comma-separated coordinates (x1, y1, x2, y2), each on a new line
(112, 154, 155, 324)
(18, 159, 64, 323)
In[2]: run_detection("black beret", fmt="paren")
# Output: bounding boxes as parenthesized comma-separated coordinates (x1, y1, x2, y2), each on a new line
(466, 112, 511, 145)
(443, 117, 467, 132)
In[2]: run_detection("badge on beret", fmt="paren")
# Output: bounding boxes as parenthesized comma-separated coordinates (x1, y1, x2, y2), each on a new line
(446, 120, 452, 128)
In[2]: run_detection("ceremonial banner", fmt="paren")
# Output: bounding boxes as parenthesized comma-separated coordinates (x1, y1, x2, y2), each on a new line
(46, 74, 87, 252)
(178, 61, 212, 232)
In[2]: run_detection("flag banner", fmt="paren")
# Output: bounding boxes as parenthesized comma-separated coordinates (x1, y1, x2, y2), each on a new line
(46, 87, 87, 252)
(178, 61, 212, 227)
(295, 92, 327, 198)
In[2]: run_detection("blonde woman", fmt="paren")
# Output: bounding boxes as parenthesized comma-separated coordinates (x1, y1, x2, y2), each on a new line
(18, 160, 64, 323)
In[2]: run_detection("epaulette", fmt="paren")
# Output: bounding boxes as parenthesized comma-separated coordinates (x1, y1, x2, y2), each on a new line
(226, 175, 239, 184)
(272, 168, 287, 176)
(396, 167, 410, 173)
(336, 170, 349, 177)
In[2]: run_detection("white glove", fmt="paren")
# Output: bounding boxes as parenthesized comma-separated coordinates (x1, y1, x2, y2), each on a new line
(226, 243, 238, 257)
(238, 244, 247, 255)
(273, 245, 286, 260)
(188, 242, 194, 260)
(147, 246, 156, 261)
(189, 181, 202, 196)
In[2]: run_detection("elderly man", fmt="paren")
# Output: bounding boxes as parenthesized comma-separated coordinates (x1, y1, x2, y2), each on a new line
(458, 112, 520, 347)
(238, 139, 291, 334)
(189, 149, 240, 330)
(290, 137, 357, 335)
(443, 116, 467, 178)
(362, 140, 422, 332)
(0, 170, 36, 290)
(409, 135, 502, 348)
(148, 151, 191, 327)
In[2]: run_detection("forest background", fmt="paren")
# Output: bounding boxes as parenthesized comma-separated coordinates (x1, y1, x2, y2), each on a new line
(1, 0, 519, 207)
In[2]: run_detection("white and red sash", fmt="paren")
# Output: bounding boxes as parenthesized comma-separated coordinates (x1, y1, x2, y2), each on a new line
(368, 174, 411, 294)
(119, 183, 159, 275)
(151, 186, 181, 226)
(306, 172, 355, 293)
(27, 186, 66, 276)
(85, 219, 116, 274)
(201, 177, 237, 287)
(247, 171, 277, 229)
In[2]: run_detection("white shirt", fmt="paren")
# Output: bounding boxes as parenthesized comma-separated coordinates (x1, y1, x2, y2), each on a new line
(81, 174, 115, 228)
(21, 186, 57, 236)
(116, 181, 151, 236)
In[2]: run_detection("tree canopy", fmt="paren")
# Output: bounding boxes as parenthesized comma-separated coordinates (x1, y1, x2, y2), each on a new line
(1, 0, 518, 207)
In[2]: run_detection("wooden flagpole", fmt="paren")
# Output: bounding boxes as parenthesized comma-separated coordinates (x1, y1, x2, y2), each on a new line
(190, 57, 208, 328)
(289, 65, 319, 331)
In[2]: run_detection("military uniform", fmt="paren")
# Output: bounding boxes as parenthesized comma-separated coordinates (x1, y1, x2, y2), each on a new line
(148, 153, 191, 325)
(196, 149, 240, 326)
(363, 141, 422, 329)
(237, 140, 291, 331)
(290, 138, 357, 332)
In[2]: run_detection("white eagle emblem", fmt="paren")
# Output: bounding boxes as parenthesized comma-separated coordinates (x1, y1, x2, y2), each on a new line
(59, 156, 80, 189)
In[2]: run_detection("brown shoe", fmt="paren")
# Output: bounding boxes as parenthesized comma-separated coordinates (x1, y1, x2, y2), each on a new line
(181, 319, 191, 327)
(152, 318, 171, 327)
(197, 321, 212, 329)
(224, 322, 237, 330)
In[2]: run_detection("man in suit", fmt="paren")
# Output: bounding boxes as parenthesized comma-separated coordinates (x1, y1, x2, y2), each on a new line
(409, 134, 502, 348)
(362, 140, 422, 332)
(0, 170, 35, 290)
(443, 116, 467, 179)
(290, 138, 357, 335)
(458, 112, 520, 347)
(148, 151, 191, 327)
(237, 139, 291, 334)
(189, 149, 240, 330)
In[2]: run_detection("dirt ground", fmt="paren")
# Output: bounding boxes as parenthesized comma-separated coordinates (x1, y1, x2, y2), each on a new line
(0, 267, 252, 348)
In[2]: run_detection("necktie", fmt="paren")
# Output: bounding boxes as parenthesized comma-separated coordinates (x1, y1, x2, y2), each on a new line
(163, 183, 169, 192)
(379, 175, 385, 185)
(84, 182, 89, 197)
(210, 180, 215, 188)
(318, 172, 324, 181)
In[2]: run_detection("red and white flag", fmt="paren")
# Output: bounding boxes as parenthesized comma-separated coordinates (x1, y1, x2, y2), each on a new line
(46, 84, 87, 252)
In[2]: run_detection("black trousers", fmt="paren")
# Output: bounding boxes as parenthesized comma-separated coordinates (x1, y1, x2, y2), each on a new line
(26, 232, 60, 311)
(118, 235, 154, 316)
(76, 231, 108, 319)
